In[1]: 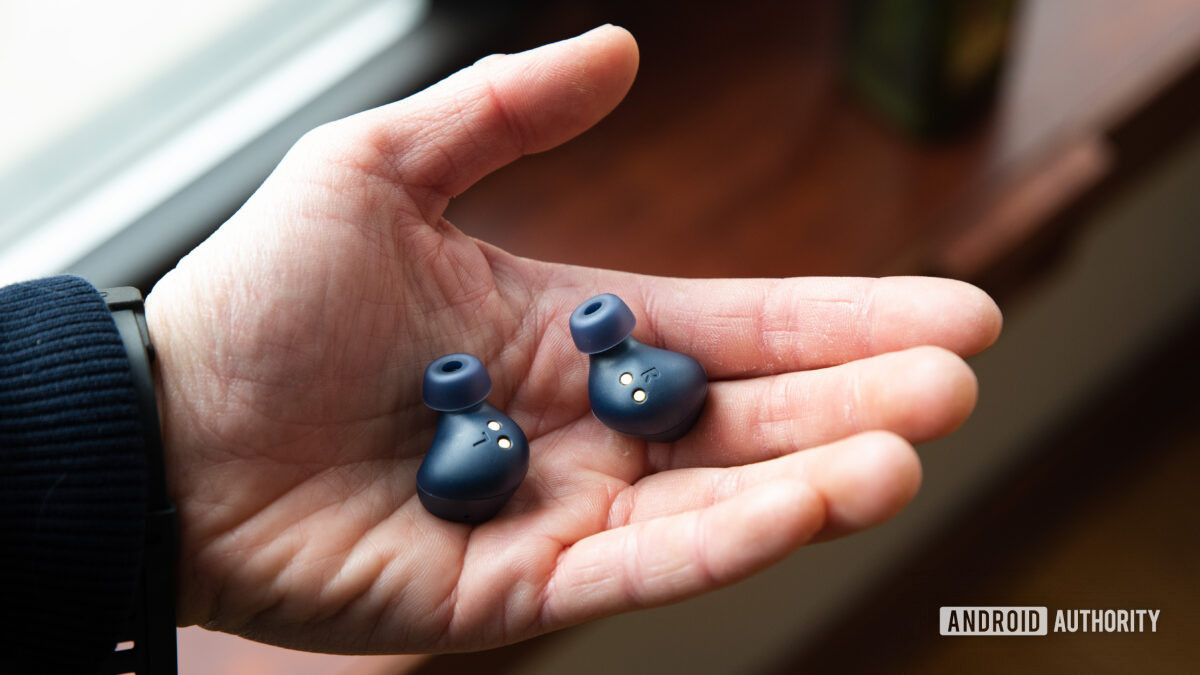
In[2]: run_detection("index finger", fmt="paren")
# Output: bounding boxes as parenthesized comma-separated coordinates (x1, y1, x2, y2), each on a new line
(539, 271, 1001, 379)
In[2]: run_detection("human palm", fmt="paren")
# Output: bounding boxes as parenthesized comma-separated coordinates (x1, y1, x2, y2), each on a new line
(144, 27, 1001, 654)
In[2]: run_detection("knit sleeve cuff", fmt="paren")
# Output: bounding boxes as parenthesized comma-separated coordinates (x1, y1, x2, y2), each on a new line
(0, 275, 148, 671)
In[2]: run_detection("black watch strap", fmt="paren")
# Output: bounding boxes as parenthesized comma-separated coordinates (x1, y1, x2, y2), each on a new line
(100, 288, 178, 675)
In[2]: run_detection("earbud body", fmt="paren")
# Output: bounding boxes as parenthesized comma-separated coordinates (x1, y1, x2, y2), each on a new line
(571, 294, 707, 442)
(417, 353, 529, 523)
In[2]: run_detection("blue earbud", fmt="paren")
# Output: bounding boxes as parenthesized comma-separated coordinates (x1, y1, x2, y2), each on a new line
(417, 353, 529, 523)
(570, 294, 707, 442)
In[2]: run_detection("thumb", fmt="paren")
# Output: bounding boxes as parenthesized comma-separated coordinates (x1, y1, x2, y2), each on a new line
(304, 25, 638, 215)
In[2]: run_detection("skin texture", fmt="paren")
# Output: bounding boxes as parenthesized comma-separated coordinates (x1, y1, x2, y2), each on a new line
(144, 26, 1002, 654)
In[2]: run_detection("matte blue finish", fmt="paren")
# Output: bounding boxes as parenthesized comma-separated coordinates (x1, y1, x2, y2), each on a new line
(570, 294, 708, 442)
(570, 293, 637, 354)
(417, 356, 529, 523)
(422, 353, 492, 412)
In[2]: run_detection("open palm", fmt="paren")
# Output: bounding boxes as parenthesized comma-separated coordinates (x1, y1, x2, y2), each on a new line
(145, 26, 1001, 654)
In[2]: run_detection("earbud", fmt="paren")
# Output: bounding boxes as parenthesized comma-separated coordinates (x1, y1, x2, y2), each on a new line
(570, 293, 708, 442)
(417, 353, 529, 523)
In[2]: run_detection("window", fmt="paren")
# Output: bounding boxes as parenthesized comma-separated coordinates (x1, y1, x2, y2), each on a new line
(0, 0, 432, 287)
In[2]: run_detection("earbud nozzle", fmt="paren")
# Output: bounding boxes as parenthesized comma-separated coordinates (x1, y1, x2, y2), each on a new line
(570, 293, 636, 354)
(423, 353, 492, 412)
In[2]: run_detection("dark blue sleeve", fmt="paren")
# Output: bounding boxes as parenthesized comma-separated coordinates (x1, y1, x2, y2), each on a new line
(0, 275, 148, 673)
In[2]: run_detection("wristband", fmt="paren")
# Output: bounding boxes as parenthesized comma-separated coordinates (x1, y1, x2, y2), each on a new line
(99, 287, 178, 675)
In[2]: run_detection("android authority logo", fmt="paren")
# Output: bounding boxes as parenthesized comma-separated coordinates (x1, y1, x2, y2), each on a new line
(939, 607, 1161, 636)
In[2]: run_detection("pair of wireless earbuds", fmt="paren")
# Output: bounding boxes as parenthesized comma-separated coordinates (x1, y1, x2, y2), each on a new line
(416, 293, 708, 523)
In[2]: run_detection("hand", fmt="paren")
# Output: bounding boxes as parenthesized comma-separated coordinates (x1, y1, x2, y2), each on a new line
(145, 26, 1001, 654)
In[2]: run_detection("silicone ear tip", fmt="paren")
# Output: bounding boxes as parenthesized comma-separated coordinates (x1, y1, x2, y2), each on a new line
(423, 353, 492, 412)
(570, 293, 637, 354)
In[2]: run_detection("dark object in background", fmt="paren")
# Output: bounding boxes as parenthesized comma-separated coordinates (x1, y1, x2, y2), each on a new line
(846, 0, 1017, 138)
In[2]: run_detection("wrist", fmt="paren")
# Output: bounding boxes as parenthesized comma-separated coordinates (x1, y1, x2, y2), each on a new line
(145, 285, 229, 629)
(143, 288, 197, 625)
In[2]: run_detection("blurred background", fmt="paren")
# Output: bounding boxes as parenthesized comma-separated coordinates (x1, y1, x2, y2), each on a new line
(3, 0, 1199, 672)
